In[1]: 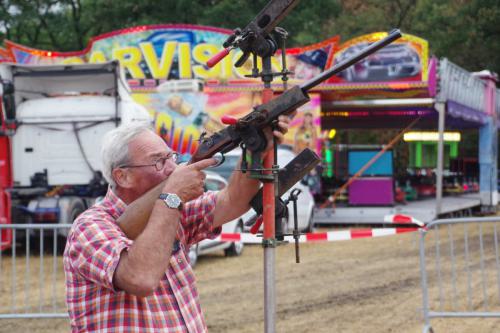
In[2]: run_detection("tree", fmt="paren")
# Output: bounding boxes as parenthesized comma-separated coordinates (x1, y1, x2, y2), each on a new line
(0, 0, 498, 75)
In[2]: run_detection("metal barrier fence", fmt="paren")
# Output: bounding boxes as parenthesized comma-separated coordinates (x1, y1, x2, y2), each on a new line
(0, 223, 70, 319)
(419, 216, 500, 333)
(5, 216, 500, 329)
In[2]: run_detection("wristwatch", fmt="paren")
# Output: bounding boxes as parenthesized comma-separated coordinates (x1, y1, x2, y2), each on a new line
(159, 193, 183, 211)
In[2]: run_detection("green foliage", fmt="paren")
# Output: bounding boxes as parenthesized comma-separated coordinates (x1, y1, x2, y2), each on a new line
(195, 0, 343, 45)
(0, 0, 498, 74)
(411, 0, 500, 73)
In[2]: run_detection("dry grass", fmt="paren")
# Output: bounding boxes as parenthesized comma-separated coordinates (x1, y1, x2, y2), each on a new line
(2, 223, 500, 332)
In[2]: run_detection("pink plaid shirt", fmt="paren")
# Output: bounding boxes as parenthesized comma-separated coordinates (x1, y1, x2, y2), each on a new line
(63, 187, 220, 332)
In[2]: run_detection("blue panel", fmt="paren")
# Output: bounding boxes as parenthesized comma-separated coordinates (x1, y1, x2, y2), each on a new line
(348, 150, 393, 176)
(479, 119, 497, 196)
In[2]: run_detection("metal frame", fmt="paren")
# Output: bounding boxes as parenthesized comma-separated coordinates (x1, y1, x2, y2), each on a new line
(437, 59, 486, 114)
(0, 224, 70, 319)
(419, 216, 500, 333)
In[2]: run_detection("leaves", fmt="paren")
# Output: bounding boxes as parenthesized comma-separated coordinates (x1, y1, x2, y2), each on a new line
(0, 0, 497, 74)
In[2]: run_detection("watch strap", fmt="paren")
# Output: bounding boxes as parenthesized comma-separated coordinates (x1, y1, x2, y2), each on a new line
(159, 193, 183, 211)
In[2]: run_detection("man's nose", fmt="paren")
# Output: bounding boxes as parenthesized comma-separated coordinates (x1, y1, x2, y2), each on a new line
(163, 160, 177, 175)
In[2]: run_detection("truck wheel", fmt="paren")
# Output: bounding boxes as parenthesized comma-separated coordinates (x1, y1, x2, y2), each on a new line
(57, 199, 85, 254)
(225, 221, 244, 257)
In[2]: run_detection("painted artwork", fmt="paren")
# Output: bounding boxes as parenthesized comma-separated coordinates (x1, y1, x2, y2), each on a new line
(287, 95, 322, 154)
(0, 25, 336, 156)
(332, 32, 428, 83)
(0, 25, 428, 157)
(3, 25, 338, 86)
(132, 90, 207, 157)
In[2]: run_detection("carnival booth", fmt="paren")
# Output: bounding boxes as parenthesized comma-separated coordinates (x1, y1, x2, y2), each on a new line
(316, 33, 498, 223)
(1, 25, 498, 223)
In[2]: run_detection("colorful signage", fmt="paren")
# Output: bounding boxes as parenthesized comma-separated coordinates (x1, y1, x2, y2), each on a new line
(0, 25, 429, 157)
(4, 25, 339, 87)
(331, 32, 428, 83)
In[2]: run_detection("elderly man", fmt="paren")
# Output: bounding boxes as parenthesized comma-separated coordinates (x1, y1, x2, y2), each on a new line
(63, 117, 290, 332)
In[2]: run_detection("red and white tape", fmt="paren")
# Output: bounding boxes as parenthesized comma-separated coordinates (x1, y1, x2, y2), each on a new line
(215, 227, 418, 244)
(383, 214, 424, 227)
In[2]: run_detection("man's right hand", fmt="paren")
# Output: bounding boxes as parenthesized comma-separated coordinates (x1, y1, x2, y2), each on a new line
(117, 158, 216, 240)
(114, 159, 216, 296)
(163, 158, 217, 202)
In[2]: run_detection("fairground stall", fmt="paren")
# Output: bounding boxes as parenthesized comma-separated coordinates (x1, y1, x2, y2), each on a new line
(0, 25, 498, 226)
(315, 33, 499, 224)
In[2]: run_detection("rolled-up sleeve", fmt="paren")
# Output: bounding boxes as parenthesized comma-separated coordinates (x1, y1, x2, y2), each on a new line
(66, 211, 132, 292)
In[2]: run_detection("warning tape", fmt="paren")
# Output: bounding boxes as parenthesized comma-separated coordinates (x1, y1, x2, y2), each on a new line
(215, 227, 419, 244)
(384, 214, 424, 227)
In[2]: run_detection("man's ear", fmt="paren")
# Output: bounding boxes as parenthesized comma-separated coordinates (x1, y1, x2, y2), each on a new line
(112, 168, 133, 189)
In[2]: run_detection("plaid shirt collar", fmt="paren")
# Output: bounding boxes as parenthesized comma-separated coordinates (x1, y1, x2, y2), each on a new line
(103, 186, 127, 221)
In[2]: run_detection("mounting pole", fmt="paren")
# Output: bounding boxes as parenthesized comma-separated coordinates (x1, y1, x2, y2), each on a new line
(261, 54, 277, 333)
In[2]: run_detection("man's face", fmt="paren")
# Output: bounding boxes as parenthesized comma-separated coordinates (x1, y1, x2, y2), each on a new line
(124, 130, 177, 199)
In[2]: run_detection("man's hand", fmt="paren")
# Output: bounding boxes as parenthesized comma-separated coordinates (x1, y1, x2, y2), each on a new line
(163, 158, 217, 202)
(264, 113, 294, 152)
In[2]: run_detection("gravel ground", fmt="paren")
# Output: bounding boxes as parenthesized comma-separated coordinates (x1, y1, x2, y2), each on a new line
(1, 224, 500, 332)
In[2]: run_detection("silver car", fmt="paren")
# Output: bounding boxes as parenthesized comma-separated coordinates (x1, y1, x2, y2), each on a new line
(210, 147, 316, 233)
(188, 172, 244, 267)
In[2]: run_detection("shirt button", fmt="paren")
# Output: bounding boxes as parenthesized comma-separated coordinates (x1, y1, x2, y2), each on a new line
(177, 258, 183, 264)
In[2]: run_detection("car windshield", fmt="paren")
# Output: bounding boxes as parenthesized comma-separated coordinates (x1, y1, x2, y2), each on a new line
(211, 155, 240, 180)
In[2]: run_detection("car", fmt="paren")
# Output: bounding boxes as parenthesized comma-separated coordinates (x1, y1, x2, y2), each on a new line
(188, 172, 244, 267)
(336, 43, 421, 82)
(210, 146, 316, 234)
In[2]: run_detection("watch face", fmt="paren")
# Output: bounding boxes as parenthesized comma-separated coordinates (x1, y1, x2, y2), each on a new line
(166, 194, 181, 208)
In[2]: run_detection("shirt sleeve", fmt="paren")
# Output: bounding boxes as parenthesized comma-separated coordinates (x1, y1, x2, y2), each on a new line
(65, 209, 132, 292)
(181, 191, 221, 247)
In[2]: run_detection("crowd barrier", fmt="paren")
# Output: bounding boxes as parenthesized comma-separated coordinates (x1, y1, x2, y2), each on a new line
(419, 216, 500, 333)
(6, 217, 498, 328)
(0, 224, 69, 319)
(0, 222, 418, 320)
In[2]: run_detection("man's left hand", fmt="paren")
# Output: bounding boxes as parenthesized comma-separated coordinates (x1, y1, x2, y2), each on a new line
(264, 113, 295, 152)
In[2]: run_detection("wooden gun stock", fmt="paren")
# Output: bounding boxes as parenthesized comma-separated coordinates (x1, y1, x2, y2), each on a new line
(189, 86, 309, 163)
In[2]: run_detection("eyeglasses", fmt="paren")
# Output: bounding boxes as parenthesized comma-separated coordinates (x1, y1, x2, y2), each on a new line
(118, 151, 179, 171)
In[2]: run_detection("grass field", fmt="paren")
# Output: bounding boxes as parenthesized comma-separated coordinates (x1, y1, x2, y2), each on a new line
(2, 223, 500, 332)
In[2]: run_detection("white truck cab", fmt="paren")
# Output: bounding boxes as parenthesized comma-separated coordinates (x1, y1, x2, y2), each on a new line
(0, 61, 151, 248)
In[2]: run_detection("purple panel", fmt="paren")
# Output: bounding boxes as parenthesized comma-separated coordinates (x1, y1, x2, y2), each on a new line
(447, 101, 488, 125)
(349, 177, 394, 206)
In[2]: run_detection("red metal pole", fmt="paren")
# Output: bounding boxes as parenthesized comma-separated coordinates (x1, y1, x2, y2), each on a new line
(262, 87, 275, 240)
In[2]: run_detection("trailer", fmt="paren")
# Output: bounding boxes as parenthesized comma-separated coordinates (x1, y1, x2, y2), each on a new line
(0, 61, 151, 251)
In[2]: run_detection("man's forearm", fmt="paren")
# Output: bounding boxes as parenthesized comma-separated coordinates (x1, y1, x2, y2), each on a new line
(213, 160, 261, 227)
(117, 180, 167, 240)
(114, 201, 179, 296)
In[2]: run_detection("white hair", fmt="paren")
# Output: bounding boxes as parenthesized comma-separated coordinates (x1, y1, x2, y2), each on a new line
(101, 121, 156, 188)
